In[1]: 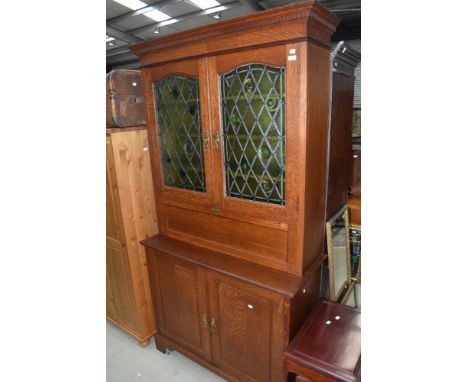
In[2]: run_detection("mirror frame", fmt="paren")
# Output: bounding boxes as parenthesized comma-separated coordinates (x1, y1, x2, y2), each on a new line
(342, 279, 357, 308)
(349, 224, 361, 284)
(326, 205, 352, 302)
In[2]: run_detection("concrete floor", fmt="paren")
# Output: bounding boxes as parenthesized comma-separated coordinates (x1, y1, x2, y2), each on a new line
(107, 322, 226, 382)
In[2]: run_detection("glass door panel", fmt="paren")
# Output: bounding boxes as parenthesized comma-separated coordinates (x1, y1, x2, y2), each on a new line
(154, 74, 206, 192)
(220, 64, 286, 205)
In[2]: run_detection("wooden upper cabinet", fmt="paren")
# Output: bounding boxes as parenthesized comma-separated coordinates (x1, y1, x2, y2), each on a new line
(132, 1, 341, 276)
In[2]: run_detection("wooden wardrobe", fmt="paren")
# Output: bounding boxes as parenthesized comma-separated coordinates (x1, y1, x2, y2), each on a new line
(106, 126, 158, 346)
(130, 1, 359, 380)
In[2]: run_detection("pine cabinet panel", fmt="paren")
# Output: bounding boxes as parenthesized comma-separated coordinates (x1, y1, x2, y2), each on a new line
(106, 238, 138, 329)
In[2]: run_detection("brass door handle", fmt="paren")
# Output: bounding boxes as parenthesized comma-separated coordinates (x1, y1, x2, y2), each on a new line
(202, 314, 208, 328)
(203, 132, 209, 150)
(213, 131, 220, 149)
(209, 317, 217, 332)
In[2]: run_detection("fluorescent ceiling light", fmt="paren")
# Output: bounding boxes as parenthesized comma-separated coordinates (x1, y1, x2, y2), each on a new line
(113, 0, 171, 22)
(145, 9, 171, 22)
(188, 0, 220, 10)
(106, 35, 115, 42)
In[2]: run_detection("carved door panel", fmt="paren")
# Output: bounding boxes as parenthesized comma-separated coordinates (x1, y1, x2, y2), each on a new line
(207, 272, 280, 382)
(150, 253, 211, 360)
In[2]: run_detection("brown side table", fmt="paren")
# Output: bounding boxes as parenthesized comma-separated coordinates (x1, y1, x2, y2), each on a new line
(284, 299, 361, 382)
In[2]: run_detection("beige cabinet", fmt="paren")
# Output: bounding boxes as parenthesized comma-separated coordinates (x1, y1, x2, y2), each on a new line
(106, 126, 158, 346)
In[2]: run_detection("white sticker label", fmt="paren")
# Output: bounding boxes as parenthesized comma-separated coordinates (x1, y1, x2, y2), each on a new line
(247, 304, 253, 309)
(326, 320, 331, 325)
(289, 48, 296, 54)
(132, 82, 137, 86)
(143, 147, 148, 151)
(287, 55, 297, 61)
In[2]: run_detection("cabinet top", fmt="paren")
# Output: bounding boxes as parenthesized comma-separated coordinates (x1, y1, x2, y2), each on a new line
(130, 0, 339, 67)
(142, 234, 324, 298)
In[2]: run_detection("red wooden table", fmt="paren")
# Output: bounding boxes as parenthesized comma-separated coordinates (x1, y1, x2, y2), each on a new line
(284, 299, 361, 382)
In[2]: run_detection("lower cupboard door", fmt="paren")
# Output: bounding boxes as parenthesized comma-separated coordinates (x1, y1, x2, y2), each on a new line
(207, 272, 284, 382)
(151, 253, 211, 360)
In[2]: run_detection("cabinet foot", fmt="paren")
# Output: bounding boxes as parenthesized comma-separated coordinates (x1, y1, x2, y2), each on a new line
(155, 337, 168, 354)
(139, 339, 150, 347)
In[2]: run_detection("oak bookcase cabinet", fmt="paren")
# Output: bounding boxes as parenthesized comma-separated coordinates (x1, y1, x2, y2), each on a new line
(106, 127, 158, 346)
(130, 1, 359, 380)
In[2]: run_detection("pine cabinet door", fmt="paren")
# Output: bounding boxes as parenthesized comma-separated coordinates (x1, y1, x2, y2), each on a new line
(206, 271, 286, 382)
(149, 253, 211, 360)
(207, 44, 305, 223)
(142, 58, 215, 210)
(106, 238, 138, 329)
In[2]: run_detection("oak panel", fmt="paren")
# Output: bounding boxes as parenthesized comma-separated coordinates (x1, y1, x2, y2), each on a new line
(206, 271, 287, 382)
(164, 205, 288, 270)
(148, 251, 211, 360)
(212, 282, 271, 382)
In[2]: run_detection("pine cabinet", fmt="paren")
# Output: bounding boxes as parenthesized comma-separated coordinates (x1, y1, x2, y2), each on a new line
(106, 127, 159, 346)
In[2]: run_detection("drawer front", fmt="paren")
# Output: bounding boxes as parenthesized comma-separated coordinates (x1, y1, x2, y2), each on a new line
(164, 204, 288, 271)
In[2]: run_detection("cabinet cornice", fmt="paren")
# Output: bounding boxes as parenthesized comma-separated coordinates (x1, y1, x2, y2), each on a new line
(130, 0, 339, 67)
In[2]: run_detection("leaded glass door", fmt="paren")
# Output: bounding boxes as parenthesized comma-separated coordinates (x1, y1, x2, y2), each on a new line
(208, 45, 300, 220)
(144, 59, 214, 208)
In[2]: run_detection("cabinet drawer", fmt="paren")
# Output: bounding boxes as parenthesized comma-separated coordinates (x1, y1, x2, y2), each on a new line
(164, 205, 288, 270)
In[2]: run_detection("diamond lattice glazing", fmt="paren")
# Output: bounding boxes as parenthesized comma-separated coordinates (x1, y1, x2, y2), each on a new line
(221, 64, 286, 205)
(154, 75, 206, 192)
